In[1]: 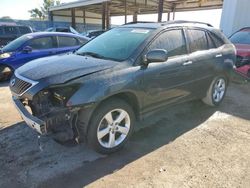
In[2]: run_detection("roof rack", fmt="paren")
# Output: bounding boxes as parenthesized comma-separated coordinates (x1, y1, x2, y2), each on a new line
(164, 20, 213, 27)
(123, 21, 157, 25)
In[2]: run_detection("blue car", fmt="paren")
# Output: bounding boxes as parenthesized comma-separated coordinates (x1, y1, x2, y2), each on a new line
(0, 32, 89, 80)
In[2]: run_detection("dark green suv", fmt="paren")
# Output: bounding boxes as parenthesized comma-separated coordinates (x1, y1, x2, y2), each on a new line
(10, 21, 236, 154)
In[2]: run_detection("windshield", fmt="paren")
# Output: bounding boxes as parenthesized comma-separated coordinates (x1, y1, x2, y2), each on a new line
(76, 27, 154, 61)
(2, 35, 30, 52)
(230, 31, 250, 45)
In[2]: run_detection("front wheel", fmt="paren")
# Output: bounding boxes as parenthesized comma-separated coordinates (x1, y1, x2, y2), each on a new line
(202, 76, 228, 106)
(87, 98, 135, 154)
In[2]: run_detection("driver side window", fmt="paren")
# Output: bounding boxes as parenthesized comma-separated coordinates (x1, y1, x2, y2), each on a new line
(28, 37, 53, 50)
(148, 29, 187, 58)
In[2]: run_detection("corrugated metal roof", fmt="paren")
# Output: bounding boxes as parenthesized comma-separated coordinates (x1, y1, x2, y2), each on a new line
(49, 0, 109, 11)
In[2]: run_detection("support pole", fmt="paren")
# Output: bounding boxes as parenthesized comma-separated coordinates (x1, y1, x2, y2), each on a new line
(172, 5, 176, 20)
(167, 12, 170, 21)
(125, 0, 127, 24)
(82, 8, 86, 32)
(48, 11, 53, 27)
(133, 11, 138, 22)
(106, 2, 110, 30)
(71, 8, 76, 29)
(102, 2, 106, 30)
(158, 0, 164, 22)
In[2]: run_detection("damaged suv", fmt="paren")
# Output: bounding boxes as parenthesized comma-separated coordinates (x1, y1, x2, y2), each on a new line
(10, 21, 236, 154)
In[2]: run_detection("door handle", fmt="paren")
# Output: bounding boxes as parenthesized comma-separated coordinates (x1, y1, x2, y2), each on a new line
(215, 54, 223, 58)
(183, 61, 193, 66)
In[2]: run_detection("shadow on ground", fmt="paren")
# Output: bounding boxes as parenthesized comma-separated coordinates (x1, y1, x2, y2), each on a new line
(0, 81, 9, 88)
(40, 99, 218, 188)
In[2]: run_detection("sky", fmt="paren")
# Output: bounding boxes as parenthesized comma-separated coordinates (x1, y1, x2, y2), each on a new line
(0, 0, 222, 28)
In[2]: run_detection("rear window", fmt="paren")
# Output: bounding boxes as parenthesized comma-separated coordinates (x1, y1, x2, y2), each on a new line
(29, 37, 53, 50)
(19, 26, 31, 34)
(187, 29, 208, 52)
(56, 28, 70, 32)
(229, 31, 250, 45)
(58, 36, 78, 47)
(4, 26, 18, 35)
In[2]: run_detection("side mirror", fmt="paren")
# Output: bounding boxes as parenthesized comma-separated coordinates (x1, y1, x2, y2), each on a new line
(144, 49, 168, 64)
(22, 46, 32, 53)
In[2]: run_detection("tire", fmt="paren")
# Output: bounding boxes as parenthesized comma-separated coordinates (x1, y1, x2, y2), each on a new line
(202, 76, 228, 106)
(87, 98, 135, 154)
(0, 65, 13, 81)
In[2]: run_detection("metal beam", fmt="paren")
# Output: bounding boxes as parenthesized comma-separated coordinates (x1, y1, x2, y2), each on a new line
(102, 2, 107, 30)
(71, 8, 76, 29)
(125, 0, 127, 24)
(158, 0, 164, 22)
(106, 2, 110, 29)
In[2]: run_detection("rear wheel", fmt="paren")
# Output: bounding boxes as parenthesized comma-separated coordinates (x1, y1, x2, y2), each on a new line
(202, 76, 227, 106)
(87, 98, 135, 154)
(0, 65, 13, 81)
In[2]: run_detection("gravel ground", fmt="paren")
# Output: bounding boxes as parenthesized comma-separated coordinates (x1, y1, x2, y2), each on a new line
(0, 81, 249, 188)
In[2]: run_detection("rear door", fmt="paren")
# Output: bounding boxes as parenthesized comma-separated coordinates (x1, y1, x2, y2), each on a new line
(142, 28, 196, 113)
(185, 28, 216, 98)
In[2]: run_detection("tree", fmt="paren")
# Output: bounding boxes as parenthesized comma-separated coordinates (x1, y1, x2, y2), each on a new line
(29, 8, 44, 20)
(0, 16, 12, 20)
(29, 0, 60, 20)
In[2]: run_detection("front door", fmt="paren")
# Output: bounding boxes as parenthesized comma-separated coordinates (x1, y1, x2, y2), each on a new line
(14, 36, 56, 68)
(142, 29, 195, 114)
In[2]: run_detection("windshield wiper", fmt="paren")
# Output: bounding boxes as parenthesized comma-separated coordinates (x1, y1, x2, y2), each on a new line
(76, 52, 106, 59)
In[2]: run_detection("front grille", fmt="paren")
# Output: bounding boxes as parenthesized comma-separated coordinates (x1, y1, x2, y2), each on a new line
(10, 76, 32, 95)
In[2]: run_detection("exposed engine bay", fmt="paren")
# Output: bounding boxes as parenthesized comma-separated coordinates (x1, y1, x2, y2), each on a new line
(21, 89, 81, 142)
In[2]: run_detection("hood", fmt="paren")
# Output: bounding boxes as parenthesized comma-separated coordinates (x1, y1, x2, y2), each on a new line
(234, 44, 250, 57)
(16, 53, 117, 84)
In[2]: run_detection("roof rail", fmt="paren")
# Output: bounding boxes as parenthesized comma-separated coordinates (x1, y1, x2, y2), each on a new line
(164, 20, 213, 27)
(123, 21, 156, 25)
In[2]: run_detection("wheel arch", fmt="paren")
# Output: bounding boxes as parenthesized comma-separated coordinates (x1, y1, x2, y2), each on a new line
(77, 91, 141, 140)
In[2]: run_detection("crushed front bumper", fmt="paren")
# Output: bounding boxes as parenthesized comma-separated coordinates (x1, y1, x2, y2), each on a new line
(12, 97, 47, 135)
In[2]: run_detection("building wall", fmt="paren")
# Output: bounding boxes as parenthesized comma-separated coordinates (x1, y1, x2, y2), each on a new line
(52, 10, 102, 25)
(220, 0, 250, 36)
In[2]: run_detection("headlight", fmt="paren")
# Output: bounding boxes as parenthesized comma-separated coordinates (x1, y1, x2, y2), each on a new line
(0, 52, 12, 59)
(49, 84, 80, 105)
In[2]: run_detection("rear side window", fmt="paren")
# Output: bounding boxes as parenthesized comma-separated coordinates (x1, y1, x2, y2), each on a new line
(29, 37, 53, 50)
(206, 33, 216, 49)
(210, 33, 224, 47)
(58, 36, 78, 47)
(19, 26, 31, 34)
(149, 29, 187, 57)
(4, 26, 18, 35)
(187, 29, 208, 52)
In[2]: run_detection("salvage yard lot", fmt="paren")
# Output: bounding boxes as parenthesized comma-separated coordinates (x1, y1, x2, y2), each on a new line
(0, 82, 250, 188)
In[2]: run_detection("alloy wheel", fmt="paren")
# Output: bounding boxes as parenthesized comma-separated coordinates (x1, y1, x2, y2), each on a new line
(97, 109, 131, 148)
(213, 78, 226, 103)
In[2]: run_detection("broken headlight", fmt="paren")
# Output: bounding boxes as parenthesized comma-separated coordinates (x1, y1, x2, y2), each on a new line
(49, 84, 80, 105)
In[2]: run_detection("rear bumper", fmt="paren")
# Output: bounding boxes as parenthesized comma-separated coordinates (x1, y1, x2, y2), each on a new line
(12, 97, 47, 135)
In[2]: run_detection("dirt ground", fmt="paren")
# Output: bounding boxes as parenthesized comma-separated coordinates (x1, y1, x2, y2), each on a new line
(0, 81, 250, 188)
